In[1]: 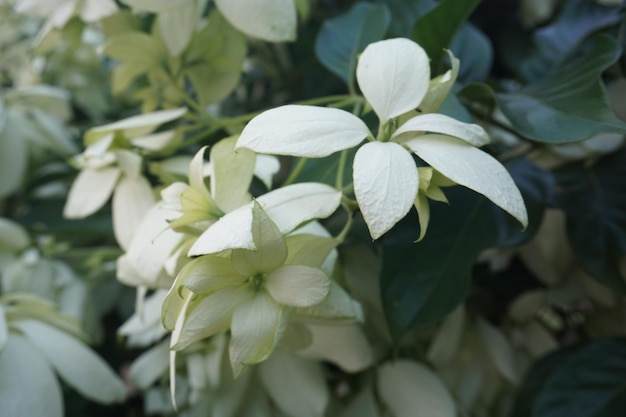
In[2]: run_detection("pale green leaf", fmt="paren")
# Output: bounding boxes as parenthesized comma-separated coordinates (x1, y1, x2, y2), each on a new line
(15, 320, 127, 404)
(231, 201, 287, 275)
(406, 135, 528, 227)
(236, 105, 370, 158)
(356, 38, 430, 124)
(210, 136, 255, 213)
(353, 141, 419, 239)
(0, 334, 63, 417)
(377, 360, 457, 417)
(477, 318, 519, 383)
(0, 217, 30, 253)
(178, 255, 244, 295)
(0, 305, 7, 353)
(157, 2, 196, 57)
(129, 341, 170, 390)
(215, 0, 297, 42)
(420, 51, 460, 113)
(265, 265, 329, 307)
(171, 286, 251, 350)
(298, 323, 374, 372)
(0, 116, 28, 199)
(229, 292, 286, 374)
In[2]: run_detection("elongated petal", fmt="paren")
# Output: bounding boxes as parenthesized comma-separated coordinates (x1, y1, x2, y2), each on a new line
(215, 0, 296, 42)
(236, 105, 370, 157)
(356, 38, 430, 124)
(63, 167, 121, 219)
(230, 292, 286, 373)
(125, 202, 185, 287)
(15, 320, 127, 404)
(0, 305, 6, 352)
(295, 280, 363, 323)
(265, 265, 329, 307)
(259, 350, 329, 417)
(406, 135, 528, 227)
(377, 360, 457, 417)
(353, 142, 418, 239)
(392, 113, 490, 147)
(477, 318, 519, 383)
(172, 286, 251, 350)
(189, 183, 341, 255)
(112, 175, 155, 250)
(84, 107, 187, 144)
(210, 136, 255, 213)
(0, 334, 63, 417)
(420, 50, 459, 113)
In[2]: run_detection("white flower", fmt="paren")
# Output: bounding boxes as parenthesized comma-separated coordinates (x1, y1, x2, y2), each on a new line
(165, 201, 334, 377)
(236, 38, 528, 239)
(63, 107, 186, 250)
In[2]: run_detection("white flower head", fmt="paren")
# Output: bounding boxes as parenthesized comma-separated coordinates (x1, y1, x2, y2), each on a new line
(236, 38, 528, 240)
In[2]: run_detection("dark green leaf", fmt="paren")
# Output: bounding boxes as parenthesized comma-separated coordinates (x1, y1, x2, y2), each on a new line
(556, 148, 626, 292)
(461, 35, 626, 143)
(534, 338, 626, 417)
(381, 159, 552, 338)
(520, 0, 623, 81)
(449, 23, 493, 83)
(376, 0, 436, 37)
(411, 0, 482, 73)
(512, 346, 582, 417)
(315, 2, 391, 89)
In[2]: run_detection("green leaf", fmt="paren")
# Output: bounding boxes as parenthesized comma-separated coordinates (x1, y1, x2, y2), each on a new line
(449, 23, 493, 83)
(461, 35, 626, 143)
(534, 338, 626, 417)
(315, 2, 391, 89)
(0, 334, 63, 417)
(556, 148, 626, 292)
(519, 0, 623, 81)
(377, 0, 436, 37)
(381, 159, 552, 338)
(411, 0, 482, 73)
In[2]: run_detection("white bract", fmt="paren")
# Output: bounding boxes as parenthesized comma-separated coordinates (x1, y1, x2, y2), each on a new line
(237, 38, 528, 239)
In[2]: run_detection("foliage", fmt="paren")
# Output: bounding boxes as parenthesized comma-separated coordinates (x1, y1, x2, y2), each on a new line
(1, 0, 626, 416)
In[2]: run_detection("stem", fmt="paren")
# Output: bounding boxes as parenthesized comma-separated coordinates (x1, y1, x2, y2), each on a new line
(335, 205, 354, 244)
(335, 150, 348, 190)
(283, 157, 308, 186)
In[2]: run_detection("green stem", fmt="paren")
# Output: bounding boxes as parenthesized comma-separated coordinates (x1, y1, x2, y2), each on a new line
(335, 150, 347, 190)
(335, 203, 354, 244)
(283, 157, 308, 186)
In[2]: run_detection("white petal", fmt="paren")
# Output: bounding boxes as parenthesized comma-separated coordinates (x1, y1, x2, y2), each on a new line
(258, 350, 329, 417)
(15, 320, 127, 404)
(130, 130, 180, 152)
(0, 305, 6, 353)
(0, 218, 30, 252)
(129, 341, 170, 390)
(84, 107, 187, 144)
(112, 175, 155, 250)
(0, 334, 63, 417)
(63, 167, 121, 219)
(189, 183, 341, 256)
(392, 113, 490, 147)
(295, 280, 363, 323)
(265, 265, 329, 307)
(426, 306, 465, 366)
(377, 360, 457, 417)
(125, 202, 185, 287)
(406, 135, 528, 227)
(254, 154, 281, 189)
(80, 0, 118, 22)
(356, 38, 430, 124)
(353, 142, 418, 239)
(215, 0, 297, 42)
(236, 105, 370, 157)
(229, 292, 286, 372)
(298, 324, 374, 372)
